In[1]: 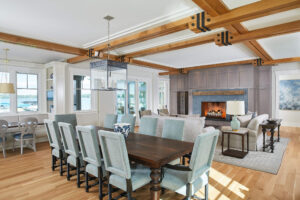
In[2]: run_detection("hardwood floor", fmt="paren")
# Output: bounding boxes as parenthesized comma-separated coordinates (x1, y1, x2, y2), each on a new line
(0, 127, 299, 200)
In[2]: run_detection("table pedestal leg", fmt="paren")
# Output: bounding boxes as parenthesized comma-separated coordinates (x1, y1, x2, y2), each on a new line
(262, 128, 266, 152)
(270, 128, 274, 153)
(277, 125, 280, 142)
(150, 168, 161, 200)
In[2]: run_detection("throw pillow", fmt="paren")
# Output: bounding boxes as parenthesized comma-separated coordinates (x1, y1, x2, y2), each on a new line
(247, 111, 258, 119)
(237, 114, 252, 127)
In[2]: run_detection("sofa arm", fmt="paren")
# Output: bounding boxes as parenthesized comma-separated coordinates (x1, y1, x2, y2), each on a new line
(202, 126, 215, 133)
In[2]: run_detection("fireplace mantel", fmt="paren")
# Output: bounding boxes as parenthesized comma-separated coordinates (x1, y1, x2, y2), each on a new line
(193, 90, 245, 96)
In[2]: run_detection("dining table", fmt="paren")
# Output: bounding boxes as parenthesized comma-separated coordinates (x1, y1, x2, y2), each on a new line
(96, 127, 194, 200)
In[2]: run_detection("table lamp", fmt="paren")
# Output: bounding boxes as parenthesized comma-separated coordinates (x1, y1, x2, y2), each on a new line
(226, 101, 245, 131)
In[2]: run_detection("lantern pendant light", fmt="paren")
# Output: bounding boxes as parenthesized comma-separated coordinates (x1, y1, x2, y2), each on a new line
(0, 49, 15, 94)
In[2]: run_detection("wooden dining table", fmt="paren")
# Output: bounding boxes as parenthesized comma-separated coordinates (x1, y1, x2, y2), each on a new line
(97, 127, 194, 200)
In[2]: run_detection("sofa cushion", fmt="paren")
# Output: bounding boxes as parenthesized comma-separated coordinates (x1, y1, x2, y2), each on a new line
(237, 114, 252, 127)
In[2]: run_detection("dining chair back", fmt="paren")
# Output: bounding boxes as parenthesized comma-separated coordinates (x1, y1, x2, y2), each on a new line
(98, 130, 131, 179)
(139, 117, 157, 136)
(44, 119, 66, 175)
(58, 122, 79, 158)
(44, 119, 62, 150)
(188, 130, 219, 182)
(121, 115, 136, 132)
(55, 114, 77, 130)
(103, 114, 117, 129)
(0, 120, 8, 158)
(13, 117, 38, 154)
(76, 126, 101, 167)
(162, 119, 184, 141)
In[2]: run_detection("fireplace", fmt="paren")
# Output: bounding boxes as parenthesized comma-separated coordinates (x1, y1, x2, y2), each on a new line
(201, 102, 226, 119)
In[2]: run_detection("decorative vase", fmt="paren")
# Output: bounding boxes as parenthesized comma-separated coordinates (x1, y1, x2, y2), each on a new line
(231, 116, 240, 131)
(114, 123, 131, 139)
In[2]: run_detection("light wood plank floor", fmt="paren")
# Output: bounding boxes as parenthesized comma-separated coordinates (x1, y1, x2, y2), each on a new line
(0, 127, 299, 200)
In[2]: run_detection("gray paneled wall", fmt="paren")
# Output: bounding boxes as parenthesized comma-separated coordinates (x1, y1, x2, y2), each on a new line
(169, 64, 272, 116)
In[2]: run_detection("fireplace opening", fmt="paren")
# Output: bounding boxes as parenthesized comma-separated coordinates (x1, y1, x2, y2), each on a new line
(201, 102, 226, 119)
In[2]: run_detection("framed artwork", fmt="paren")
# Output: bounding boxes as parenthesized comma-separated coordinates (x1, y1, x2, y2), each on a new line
(279, 79, 300, 110)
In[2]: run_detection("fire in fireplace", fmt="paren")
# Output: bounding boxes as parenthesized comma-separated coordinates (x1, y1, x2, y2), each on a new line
(201, 102, 226, 119)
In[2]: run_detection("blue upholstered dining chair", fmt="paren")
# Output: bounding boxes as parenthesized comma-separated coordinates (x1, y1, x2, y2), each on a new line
(139, 117, 158, 136)
(55, 114, 77, 130)
(160, 130, 219, 200)
(13, 117, 38, 155)
(76, 125, 107, 200)
(0, 120, 8, 158)
(44, 119, 66, 176)
(121, 114, 136, 132)
(162, 119, 185, 141)
(162, 119, 185, 165)
(58, 122, 84, 188)
(98, 130, 151, 200)
(103, 114, 117, 129)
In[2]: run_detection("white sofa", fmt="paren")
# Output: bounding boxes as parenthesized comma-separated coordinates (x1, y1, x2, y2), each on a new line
(145, 115, 216, 143)
(222, 114, 269, 151)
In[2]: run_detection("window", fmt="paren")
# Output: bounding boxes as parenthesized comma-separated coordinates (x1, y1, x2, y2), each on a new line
(0, 72, 10, 113)
(138, 82, 147, 111)
(73, 75, 91, 111)
(116, 80, 126, 114)
(17, 73, 38, 112)
(158, 80, 168, 109)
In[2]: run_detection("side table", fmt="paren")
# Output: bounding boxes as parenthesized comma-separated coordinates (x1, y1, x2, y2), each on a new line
(221, 126, 249, 159)
(261, 119, 282, 153)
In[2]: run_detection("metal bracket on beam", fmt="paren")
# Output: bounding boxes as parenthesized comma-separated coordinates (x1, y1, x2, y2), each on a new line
(120, 56, 131, 63)
(252, 58, 265, 66)
(189, 12, 211, 33)
(215, 31, 233, 46)
(88, 48, 101, 58)
(179, 68, 188, 74)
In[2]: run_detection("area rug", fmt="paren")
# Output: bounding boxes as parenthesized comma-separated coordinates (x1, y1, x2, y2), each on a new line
(213, 138, 289, 174)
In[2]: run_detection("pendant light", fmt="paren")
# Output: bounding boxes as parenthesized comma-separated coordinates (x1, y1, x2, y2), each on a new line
(0, 49, 15, 94)
(90, 15, 128, 91)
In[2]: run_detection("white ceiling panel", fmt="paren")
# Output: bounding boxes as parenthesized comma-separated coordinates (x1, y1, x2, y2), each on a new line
(242, 9, 300, 31)
(0, 42, 74, 64)
(222, 0, 260, 10)
(139, 43, 257, 68)
(257, 32, 300, 59)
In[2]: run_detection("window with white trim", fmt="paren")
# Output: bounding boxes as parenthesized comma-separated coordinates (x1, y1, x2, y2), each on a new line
(17, 73, 38, 112)
(73, 75, 91, 111)
(0, 72, 10, 113)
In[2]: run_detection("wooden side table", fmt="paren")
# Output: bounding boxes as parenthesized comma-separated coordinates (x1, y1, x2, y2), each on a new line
(261, 119, 282, 153)
(221, 126, 249, 159)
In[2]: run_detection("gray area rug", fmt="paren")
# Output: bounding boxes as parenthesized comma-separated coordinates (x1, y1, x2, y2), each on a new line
(213, 138, 289, 174)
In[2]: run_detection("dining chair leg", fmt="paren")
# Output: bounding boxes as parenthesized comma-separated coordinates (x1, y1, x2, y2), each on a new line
(32, 138, 36, 152)
(67, 163, 70, 181)
(98, 167, 103, 200)
(2, 140, 6, 158)
(12, 139, 15, 152)
(108, 184, 112, 200)
(85, 172, 89, 192)
(205, 184, 208, 200)
(77, 159, 81, 188)
(21, 139, 24, 155)
(52, 155, 56, 171)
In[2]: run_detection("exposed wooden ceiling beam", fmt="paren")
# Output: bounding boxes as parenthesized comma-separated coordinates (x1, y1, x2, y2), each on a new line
(159, 56, 300, 75)
(128, 59, 175, 71)
(193, 0, 273, 61)
(93, 17, 190, 52)
(262, 57, 300, 65)
(215, 20, 300, 46)
(159, 59, 253, 75)
(124, 34, 215, 58)
(190, 0, 300, 32)
(0, 32, 87, 55)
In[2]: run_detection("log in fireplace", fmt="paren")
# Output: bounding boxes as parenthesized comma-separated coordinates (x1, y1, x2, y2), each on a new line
(201, 102, 226, 119)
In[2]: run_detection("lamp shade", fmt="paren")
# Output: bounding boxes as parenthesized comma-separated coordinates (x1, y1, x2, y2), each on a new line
(226, 101, 245, 115)
(0, 83, 15, 94)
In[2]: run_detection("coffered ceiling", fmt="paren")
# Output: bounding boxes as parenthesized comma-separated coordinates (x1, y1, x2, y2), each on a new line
(0, 0, 299, 68)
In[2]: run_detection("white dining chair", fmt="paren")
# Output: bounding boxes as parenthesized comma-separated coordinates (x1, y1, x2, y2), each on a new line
(0, 120, 8, 158)
(13, 117, 38, 155)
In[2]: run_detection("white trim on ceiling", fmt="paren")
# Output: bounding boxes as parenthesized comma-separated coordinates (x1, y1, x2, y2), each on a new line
(83, 6, 201, 49)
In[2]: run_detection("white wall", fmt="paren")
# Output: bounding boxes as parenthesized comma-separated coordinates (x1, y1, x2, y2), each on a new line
(272, 62, 300, 127)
